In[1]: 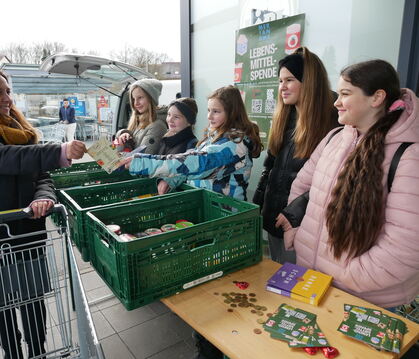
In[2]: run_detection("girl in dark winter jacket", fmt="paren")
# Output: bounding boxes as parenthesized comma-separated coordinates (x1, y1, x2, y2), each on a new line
(156, 97, 198, 194)
(253, 47, 338, 264)
(0, 70, 85, 358)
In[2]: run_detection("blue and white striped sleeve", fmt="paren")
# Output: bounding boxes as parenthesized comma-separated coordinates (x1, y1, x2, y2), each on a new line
(128, 140, 243, 179)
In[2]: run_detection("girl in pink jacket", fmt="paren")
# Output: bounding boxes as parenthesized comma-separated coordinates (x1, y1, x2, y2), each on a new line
(277, 59, 419, 308)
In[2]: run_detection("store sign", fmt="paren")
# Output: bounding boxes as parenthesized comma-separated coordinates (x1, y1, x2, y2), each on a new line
(234, 14, 305, 145)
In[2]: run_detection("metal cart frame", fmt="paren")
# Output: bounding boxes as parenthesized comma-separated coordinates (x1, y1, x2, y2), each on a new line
(0, 205, 104, 358)
(36, 124, 67, 144)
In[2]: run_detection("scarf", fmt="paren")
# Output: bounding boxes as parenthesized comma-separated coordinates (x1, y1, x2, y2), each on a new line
(0, 114, 37, 145)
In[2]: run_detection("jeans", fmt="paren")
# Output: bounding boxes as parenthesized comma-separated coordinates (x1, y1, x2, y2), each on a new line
(268, 233, 296, 264)
(0, 300, 46, 359)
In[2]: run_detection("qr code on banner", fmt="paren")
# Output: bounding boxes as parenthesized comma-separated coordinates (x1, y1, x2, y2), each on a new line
(252, 99, 263, 113)
(265, 99, 276, 114)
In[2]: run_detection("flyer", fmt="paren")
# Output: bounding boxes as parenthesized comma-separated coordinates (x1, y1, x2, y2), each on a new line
(87, 138, 123, 174)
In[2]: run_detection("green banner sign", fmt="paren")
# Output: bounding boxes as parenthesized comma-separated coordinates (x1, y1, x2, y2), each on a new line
(235, 14, 305, 145)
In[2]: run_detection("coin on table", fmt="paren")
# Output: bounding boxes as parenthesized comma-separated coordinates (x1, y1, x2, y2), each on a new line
(253, 328, 262, 334)
(249, 298, 257, 302)
(257, 318, 266, 324)
(249, 293, 256, 297)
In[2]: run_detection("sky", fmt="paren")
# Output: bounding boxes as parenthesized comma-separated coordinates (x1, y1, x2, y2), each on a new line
(2, 0, 180, 61)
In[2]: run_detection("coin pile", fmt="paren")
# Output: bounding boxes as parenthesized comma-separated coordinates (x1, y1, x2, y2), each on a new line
(215, 291, 269, 317)
(214, 290, 272, 334)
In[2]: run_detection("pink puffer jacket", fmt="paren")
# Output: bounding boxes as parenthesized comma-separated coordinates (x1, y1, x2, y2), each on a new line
(286, 88, 419, 308)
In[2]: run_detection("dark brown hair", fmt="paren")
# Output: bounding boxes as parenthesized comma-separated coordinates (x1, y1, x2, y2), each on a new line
(268, 47, 336, 158)
(198, 85, 263, 158)
(326, 60, 403, 260)
(0, 71, 39, 143)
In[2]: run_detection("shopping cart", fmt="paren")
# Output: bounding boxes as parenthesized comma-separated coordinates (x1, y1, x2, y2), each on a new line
(0, 205, 104, 358)
(36, 124, 67, 143)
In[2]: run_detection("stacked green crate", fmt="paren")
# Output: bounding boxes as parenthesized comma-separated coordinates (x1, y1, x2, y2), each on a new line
(50, 161, 133, 190)
(59, 178, 197, 261)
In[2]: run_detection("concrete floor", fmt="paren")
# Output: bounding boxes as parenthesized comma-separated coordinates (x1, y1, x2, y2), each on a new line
(72, 240, 197, 359)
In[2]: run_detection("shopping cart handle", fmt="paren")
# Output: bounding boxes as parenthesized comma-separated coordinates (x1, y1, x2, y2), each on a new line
(0, 204, 66, 223)
(0, 207, 32, 223)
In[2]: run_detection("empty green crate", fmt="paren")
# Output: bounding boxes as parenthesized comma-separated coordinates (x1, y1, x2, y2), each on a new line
(86, 189, 262, 310)
(50, 161, 133, 190)
(59, 178, 197, 262)
(50, 161, 102, 176)
(49, 161, 134, 227)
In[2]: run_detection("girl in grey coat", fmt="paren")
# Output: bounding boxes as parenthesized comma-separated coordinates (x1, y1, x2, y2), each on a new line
(115, 78, 167, 154)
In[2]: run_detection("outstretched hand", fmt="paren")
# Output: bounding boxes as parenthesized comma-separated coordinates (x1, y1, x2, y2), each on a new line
(66, 140, 86, 159)
(157, 180, 170, 195)
(118, 156, 133, 169)
(119, 132, 132, 144)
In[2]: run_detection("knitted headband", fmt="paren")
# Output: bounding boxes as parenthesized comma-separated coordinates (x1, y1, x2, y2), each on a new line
(169, 100, 196, 125)
(278, 53, 304, 82)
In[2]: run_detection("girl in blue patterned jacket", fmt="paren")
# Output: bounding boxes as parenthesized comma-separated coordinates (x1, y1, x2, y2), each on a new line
(123, 85, 262, 201)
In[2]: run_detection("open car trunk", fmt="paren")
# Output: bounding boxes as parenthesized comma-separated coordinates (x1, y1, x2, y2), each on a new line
(40, 53, 154, 134)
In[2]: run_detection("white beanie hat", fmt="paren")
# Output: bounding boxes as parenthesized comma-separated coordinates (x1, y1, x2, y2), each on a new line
(130, 78, 162, 106)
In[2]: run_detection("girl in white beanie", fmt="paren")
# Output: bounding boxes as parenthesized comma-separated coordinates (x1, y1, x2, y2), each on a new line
(115, 78, 167, 154)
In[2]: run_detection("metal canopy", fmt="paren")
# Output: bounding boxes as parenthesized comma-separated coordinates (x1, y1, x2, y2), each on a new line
(0, 63, 117, 94)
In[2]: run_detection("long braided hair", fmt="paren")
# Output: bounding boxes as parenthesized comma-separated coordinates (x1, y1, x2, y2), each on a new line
(326, 60, 404, 260)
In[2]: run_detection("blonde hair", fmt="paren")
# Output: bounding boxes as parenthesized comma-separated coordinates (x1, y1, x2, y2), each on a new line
(127, 84, 157, 131)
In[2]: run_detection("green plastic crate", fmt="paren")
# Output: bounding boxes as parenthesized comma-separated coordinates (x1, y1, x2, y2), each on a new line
(49, 161, 134, 226)
(50, 162, 133, 190)
(59, 178, 197, 262)
(86, 189, 262, 310)
(50, 161, 102, 176)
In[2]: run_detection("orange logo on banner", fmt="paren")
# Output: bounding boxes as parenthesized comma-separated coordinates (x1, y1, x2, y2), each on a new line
(97, 96, 109, 123)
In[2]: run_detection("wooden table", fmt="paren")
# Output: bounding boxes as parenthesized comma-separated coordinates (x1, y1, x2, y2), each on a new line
(162, 259, 419, 359)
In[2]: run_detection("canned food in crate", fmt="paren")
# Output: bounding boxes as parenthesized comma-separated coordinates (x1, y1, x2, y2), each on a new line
(144, 228, 163, 235)
(161, 224, 177, 232)
(107, 224, 121, 235)
(175, 220, 194, 229)
(119, 233, 136, 242)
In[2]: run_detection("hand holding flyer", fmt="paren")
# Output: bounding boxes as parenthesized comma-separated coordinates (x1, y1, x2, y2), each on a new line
(87, 138, 123, 174)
